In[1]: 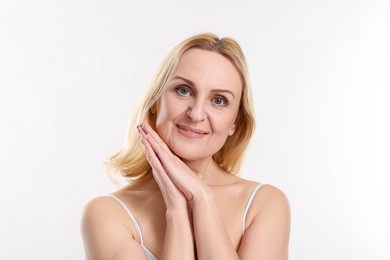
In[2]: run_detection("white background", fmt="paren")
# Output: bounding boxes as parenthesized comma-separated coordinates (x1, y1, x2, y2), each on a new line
(1, 0, 389, 259)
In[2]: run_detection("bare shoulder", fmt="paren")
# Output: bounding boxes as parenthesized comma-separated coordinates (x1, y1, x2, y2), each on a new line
(233, 177, 290, 214)
(81, 195, 132, 245)
(81, 195, 148, 260)
(83, 195, 119, 214)
(249, 184, 290, 221)
(81, 195, 126, 227)
(257, 184, 290, 207)
(238, 184, 291, 259)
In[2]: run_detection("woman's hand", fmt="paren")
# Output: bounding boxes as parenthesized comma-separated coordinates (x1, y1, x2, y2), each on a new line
(138, 122, 197, 259)
(138, 122, 210, 209)
(138, 123, 187, 209)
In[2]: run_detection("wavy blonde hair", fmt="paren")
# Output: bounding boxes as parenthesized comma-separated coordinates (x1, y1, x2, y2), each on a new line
(106, 33, 256, 185)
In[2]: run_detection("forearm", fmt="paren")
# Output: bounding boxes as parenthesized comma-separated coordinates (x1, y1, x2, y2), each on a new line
(160, 207, 195, 260)
(192, 193, 239, 260)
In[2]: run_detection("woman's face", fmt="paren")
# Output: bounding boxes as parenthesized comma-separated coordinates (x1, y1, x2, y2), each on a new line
(155, 48, 242, 162)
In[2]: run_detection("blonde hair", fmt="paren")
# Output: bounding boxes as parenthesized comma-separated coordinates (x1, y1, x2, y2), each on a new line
(106, 33, 256, 185)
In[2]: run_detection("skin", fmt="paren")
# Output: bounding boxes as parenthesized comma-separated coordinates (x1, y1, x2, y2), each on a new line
(154, 48, 239, 165)
(81, 49, 291, 260)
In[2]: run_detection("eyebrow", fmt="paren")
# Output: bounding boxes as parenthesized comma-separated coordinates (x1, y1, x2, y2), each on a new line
(171, 76, 236, 99)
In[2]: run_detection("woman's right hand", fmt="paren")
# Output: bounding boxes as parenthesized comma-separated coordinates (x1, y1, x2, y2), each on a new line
(138, 124, 188, 209)
(138, 124, 196, 260)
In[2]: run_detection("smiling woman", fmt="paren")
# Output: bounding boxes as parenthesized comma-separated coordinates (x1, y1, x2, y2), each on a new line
(155, 49, 242, 162)
(81, 33, 291, 260)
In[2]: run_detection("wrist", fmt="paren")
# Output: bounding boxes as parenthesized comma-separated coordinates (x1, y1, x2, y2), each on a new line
(166, 205, 190, 218)
(189, 185, 215, 210)
(165, 206, 192, 228)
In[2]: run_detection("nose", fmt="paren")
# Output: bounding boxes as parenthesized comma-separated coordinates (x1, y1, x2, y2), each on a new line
(186, 101, 207, 122)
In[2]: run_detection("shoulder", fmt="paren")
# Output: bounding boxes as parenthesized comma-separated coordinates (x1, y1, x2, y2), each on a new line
(81, 190, 148, 231)
(238, 184, 290, 259)
(83, 196, 114, 216)
(251, 184, 290, 218)
(82, 195, 127, 223)
(257, 184, 289, 204)
(245, 184, 291, 240)
(232, 178, 290, 214)
(240, 182, 290, 232)
(81, 195, 134, 240)
(81, 195, 147, 259)
(81, 183, 160, 236)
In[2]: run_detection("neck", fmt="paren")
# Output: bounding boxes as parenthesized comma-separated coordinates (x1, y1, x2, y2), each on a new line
(182, 157, 222, 184)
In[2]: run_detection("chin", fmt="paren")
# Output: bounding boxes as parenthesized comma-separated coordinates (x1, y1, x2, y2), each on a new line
(169, 145, 211, 162)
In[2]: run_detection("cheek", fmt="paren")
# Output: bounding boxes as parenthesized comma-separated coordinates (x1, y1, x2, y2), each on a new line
(155, 98, 176, 139)
(155, 110, 168, 139)
(155, 108, 168, 127)
(212, 111, 237, 135)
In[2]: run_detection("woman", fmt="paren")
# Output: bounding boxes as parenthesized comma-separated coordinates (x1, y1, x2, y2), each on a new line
(81, 33, 290, 260)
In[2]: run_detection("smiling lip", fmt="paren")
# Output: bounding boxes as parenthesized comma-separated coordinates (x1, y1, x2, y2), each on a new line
(176, 124, 209, 138)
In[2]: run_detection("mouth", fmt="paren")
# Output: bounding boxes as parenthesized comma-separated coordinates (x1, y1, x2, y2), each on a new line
(176, 124, 210, 136)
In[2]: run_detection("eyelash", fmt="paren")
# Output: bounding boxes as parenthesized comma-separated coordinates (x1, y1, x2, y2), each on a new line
(212, 96, 229, 106)
(175, 86, 191, 96)
(174, 86, 229, 107)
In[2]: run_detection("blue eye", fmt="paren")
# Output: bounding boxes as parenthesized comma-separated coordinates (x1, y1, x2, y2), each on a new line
(212, 96, 228, 106)
(175, 86, 191, 96)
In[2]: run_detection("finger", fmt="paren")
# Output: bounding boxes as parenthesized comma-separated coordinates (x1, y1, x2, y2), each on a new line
(141, 138, 171, 192)
(137, 124, 148, 140)
(141, 122, 171, 153)
(141, 137, 165, 177)
(137, 125, 174, 180)
(144, 132, 177, 173)
(138, 124, 166, 161)
(140, 123, 201, 202)
(145, 133, 197, 196)
(141, 137, 178, 190)
(141, 137, 187, 205)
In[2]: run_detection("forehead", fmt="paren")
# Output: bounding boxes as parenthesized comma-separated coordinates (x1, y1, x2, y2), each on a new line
(172, 48, 242, 94)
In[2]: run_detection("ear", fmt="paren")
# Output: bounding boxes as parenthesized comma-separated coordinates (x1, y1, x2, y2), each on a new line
(229, 112, 240, 136)
(228, 123, 236, 136)
(150, 104, 156, 114)
(151, 98, 162, 115)
(150, 99, 160, 115)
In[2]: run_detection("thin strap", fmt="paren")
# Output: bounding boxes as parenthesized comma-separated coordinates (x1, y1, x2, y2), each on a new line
(242, 184, 263, 234)
(107, 194, 144, 245)
(143, 247, 158, 260)
(107, 195, 158, 260)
